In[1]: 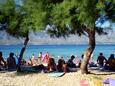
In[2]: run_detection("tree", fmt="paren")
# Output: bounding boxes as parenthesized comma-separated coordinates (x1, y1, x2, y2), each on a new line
(47, 0, 115, 74)
(0, 0, 50, 72)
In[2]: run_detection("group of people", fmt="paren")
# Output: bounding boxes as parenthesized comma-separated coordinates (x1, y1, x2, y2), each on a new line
(0, 52, 17, 71)
(1, 51, 115, 72)
(22, 52, 77, 73)
(97, 53, 115, 71)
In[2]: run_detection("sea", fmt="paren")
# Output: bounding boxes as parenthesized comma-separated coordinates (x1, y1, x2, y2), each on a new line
(0, 44, 115, 62)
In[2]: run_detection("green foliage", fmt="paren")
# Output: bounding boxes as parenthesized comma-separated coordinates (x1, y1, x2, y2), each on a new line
(76, 0, 97, 28)
(96, 0, 115, 21)
(50, 0, 77, 27)
(0, 0, 15, 23)
(48, 0, 97, 37)
(0, 0, 50, 38)
(96, 1, 105, 10)
(0, 0, 114, 38)
(0, 0, 27, 37)
(22, 0, 50, 31)
(48, 0, 115, 37)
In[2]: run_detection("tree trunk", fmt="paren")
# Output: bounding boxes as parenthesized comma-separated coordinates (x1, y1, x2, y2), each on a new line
(80, 29, 95, 74)
(17, 34, 29, 72)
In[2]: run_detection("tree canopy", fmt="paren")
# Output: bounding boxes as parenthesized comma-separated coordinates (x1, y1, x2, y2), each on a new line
(0, 0, 51, 38)
(47, 0, 115, 37)
(0, 0, 114, 38)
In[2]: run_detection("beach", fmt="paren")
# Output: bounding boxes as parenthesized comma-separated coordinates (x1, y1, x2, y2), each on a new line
(0, 45, 115, 86)
(0, 69, 115, 86)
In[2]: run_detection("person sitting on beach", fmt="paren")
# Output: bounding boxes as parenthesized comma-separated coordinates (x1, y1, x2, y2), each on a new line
(77, 60, 81, 68)
(81, 54, 84, 59)
(57, 57, 67, 72)
(76, 54, 84, 68)
(42, 52, 50, 66)
(60, 57, 66, 64)
(14, 53, 19, 67)
(0, 51, 7, 70)
(23, 59, 32, 66)
(97, 53, 107, 68)
(7, 52, 16, 70)
(38, 52, 43, 64)
(105, 54, 115, 70)
(47, 58, 57, 72)
(67, 55, 77, 68)
(30, 54, 38, 66)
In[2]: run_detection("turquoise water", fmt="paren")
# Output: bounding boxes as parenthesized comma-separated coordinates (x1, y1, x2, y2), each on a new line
(0, 44, 115, 61)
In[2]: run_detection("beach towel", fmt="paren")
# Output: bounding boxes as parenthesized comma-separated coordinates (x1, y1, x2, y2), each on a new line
(110, 79, 115, 86)
(103, 78, 115, 86)
(48, 72, 65, 77)
(93, 80, 102, 86)
(80, 80, 89, 86)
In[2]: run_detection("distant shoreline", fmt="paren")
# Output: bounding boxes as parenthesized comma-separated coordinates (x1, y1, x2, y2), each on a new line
(0, 44, 115, 46)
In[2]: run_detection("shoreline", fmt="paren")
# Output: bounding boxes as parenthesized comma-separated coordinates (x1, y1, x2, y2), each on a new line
(0, 44, 115, 46)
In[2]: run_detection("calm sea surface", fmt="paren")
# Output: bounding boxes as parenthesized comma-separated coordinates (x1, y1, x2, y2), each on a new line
(0, 44, 115, 61)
